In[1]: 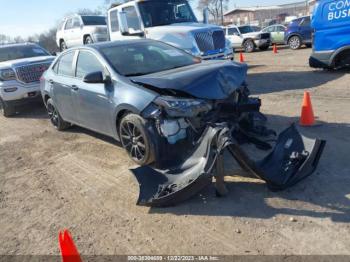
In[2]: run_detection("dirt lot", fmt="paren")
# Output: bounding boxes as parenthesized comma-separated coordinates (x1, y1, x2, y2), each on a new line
(1, 47, 350, 256)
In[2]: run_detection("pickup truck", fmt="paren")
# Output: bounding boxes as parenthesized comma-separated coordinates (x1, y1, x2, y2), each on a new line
(222, 25, 271, 52)
(0, 43, 54, 117)
(107, 0, 233, 60)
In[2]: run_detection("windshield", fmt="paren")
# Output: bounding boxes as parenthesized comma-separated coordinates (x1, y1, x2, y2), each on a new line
(100, 41, 199, 77)
(81, 16, 107, 26)
(138, 0, 197, 28)
(238, 26, 260, 34)
(0, 45, 50, 63)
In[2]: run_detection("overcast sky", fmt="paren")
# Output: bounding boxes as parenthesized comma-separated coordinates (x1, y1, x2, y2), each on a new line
(0, 0, 302, 38)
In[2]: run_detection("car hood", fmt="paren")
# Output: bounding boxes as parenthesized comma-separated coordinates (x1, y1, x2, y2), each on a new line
(146, 23, 224, 50)
(0, 56, 54, 69)
(131, 60, 248, 100)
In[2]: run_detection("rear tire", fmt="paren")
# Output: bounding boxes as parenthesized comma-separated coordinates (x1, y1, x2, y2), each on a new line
(84, 36, 93, 45)
(288, 36, 301, 50)
(243, 39, 255, 53)
(46, 98, 70, 131)
(0, 98, 16, 117)
(60, 40, 67, 52)
(119, 114, 155, 166)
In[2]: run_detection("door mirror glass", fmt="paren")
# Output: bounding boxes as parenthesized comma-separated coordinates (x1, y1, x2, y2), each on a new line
(83, 71, 105, 84)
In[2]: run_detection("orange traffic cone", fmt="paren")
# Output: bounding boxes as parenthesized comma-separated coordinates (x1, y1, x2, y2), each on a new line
(59, 230, 82, 262)
(239, 52, 245, 63)
(300, 91, 315, 126)
(273, 44, 278, 54)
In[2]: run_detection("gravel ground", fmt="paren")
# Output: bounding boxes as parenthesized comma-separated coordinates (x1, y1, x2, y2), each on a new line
(0, 47, 349, 256)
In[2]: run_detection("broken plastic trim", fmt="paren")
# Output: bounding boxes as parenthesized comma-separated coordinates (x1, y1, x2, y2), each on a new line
(131, 124, 326, 207)
(228, 124, 326, 191)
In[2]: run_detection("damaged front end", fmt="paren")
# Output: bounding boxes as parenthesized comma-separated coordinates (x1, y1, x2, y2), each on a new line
(130, 62, 326, 207)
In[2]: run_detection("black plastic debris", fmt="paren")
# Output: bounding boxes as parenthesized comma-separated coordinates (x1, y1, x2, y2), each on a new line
(131, 124, 326, 207)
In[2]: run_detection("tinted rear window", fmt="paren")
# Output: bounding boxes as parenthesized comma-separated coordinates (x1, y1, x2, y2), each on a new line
(81, 16, 106, 26)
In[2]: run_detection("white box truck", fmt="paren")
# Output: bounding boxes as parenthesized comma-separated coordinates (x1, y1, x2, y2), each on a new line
(107, 0, 233, 60)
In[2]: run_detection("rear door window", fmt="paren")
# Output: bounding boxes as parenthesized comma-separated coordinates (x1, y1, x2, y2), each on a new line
(76, 51, 105, 79)
(57, 52, 75, 77)
(277, 26, 285, 32)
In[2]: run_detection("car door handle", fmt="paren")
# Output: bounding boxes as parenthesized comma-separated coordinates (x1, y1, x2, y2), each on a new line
(71, 85, 79, 91)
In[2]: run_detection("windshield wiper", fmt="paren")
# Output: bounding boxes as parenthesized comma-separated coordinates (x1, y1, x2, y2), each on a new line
(125, 72, 156, 77)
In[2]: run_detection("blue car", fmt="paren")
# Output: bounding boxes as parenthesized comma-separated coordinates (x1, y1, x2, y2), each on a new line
(285, 16, 313, 50)
(310, 0, 350, 69)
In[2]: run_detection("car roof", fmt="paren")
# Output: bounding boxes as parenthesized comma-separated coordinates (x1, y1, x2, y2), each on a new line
(0, 42, 38, 49)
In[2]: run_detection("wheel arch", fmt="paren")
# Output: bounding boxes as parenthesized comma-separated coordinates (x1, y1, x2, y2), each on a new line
(113, 104, 141, 140)
(83, 34, 92, 44)
(242, 38, 256, 46)
(330, 46, 350, 67)
(287, 33, 303, 43)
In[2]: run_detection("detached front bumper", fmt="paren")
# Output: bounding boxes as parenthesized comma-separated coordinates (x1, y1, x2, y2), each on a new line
(0, 80, 41, 102)
(132, 123, 325, 207)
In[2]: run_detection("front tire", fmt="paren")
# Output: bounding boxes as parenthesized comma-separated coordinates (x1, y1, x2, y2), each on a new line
(288, 36, 302, 50)
(243, 39, 255, 53)
(119, 114, 155, 166)
(84, 36, 93, 45)
(0, 98, 16, 117)
(46, 98, 70, 131)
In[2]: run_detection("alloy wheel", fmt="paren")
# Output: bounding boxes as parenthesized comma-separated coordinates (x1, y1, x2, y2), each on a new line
(47, 103, 59, 127)
(289, 36, 301, 50)
(244, 40, 255, 53)
(120, 121, 147, 162)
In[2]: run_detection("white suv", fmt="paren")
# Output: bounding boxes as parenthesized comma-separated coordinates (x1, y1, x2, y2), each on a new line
(223, 25, 271, 53)
(0, 43, 54, 117)
(56, 14, 108, 51)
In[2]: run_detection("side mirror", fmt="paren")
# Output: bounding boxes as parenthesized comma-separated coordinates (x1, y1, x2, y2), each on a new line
(83, 71, 111, 84)
(203, 8, 209, 24)
(119, 11, 129, 35)
(51, 52, 57, 56)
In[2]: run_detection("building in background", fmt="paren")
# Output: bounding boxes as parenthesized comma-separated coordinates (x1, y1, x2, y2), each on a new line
(224, 0, 317, 27)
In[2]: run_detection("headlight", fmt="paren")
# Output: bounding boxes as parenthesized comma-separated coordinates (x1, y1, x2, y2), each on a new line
(154, 96, 212, 118)
(0, 68, 16, 81)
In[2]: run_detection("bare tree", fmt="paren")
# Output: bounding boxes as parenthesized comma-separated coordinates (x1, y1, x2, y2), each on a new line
(197, 0, 229, 25)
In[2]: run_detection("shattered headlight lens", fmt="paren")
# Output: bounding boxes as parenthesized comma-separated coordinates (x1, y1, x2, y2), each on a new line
(0, 68, 16, 81)
(154, 96, 212, 118)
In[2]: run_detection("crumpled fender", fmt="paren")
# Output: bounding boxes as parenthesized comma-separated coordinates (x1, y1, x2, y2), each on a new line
(131, 124, 326, 207)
